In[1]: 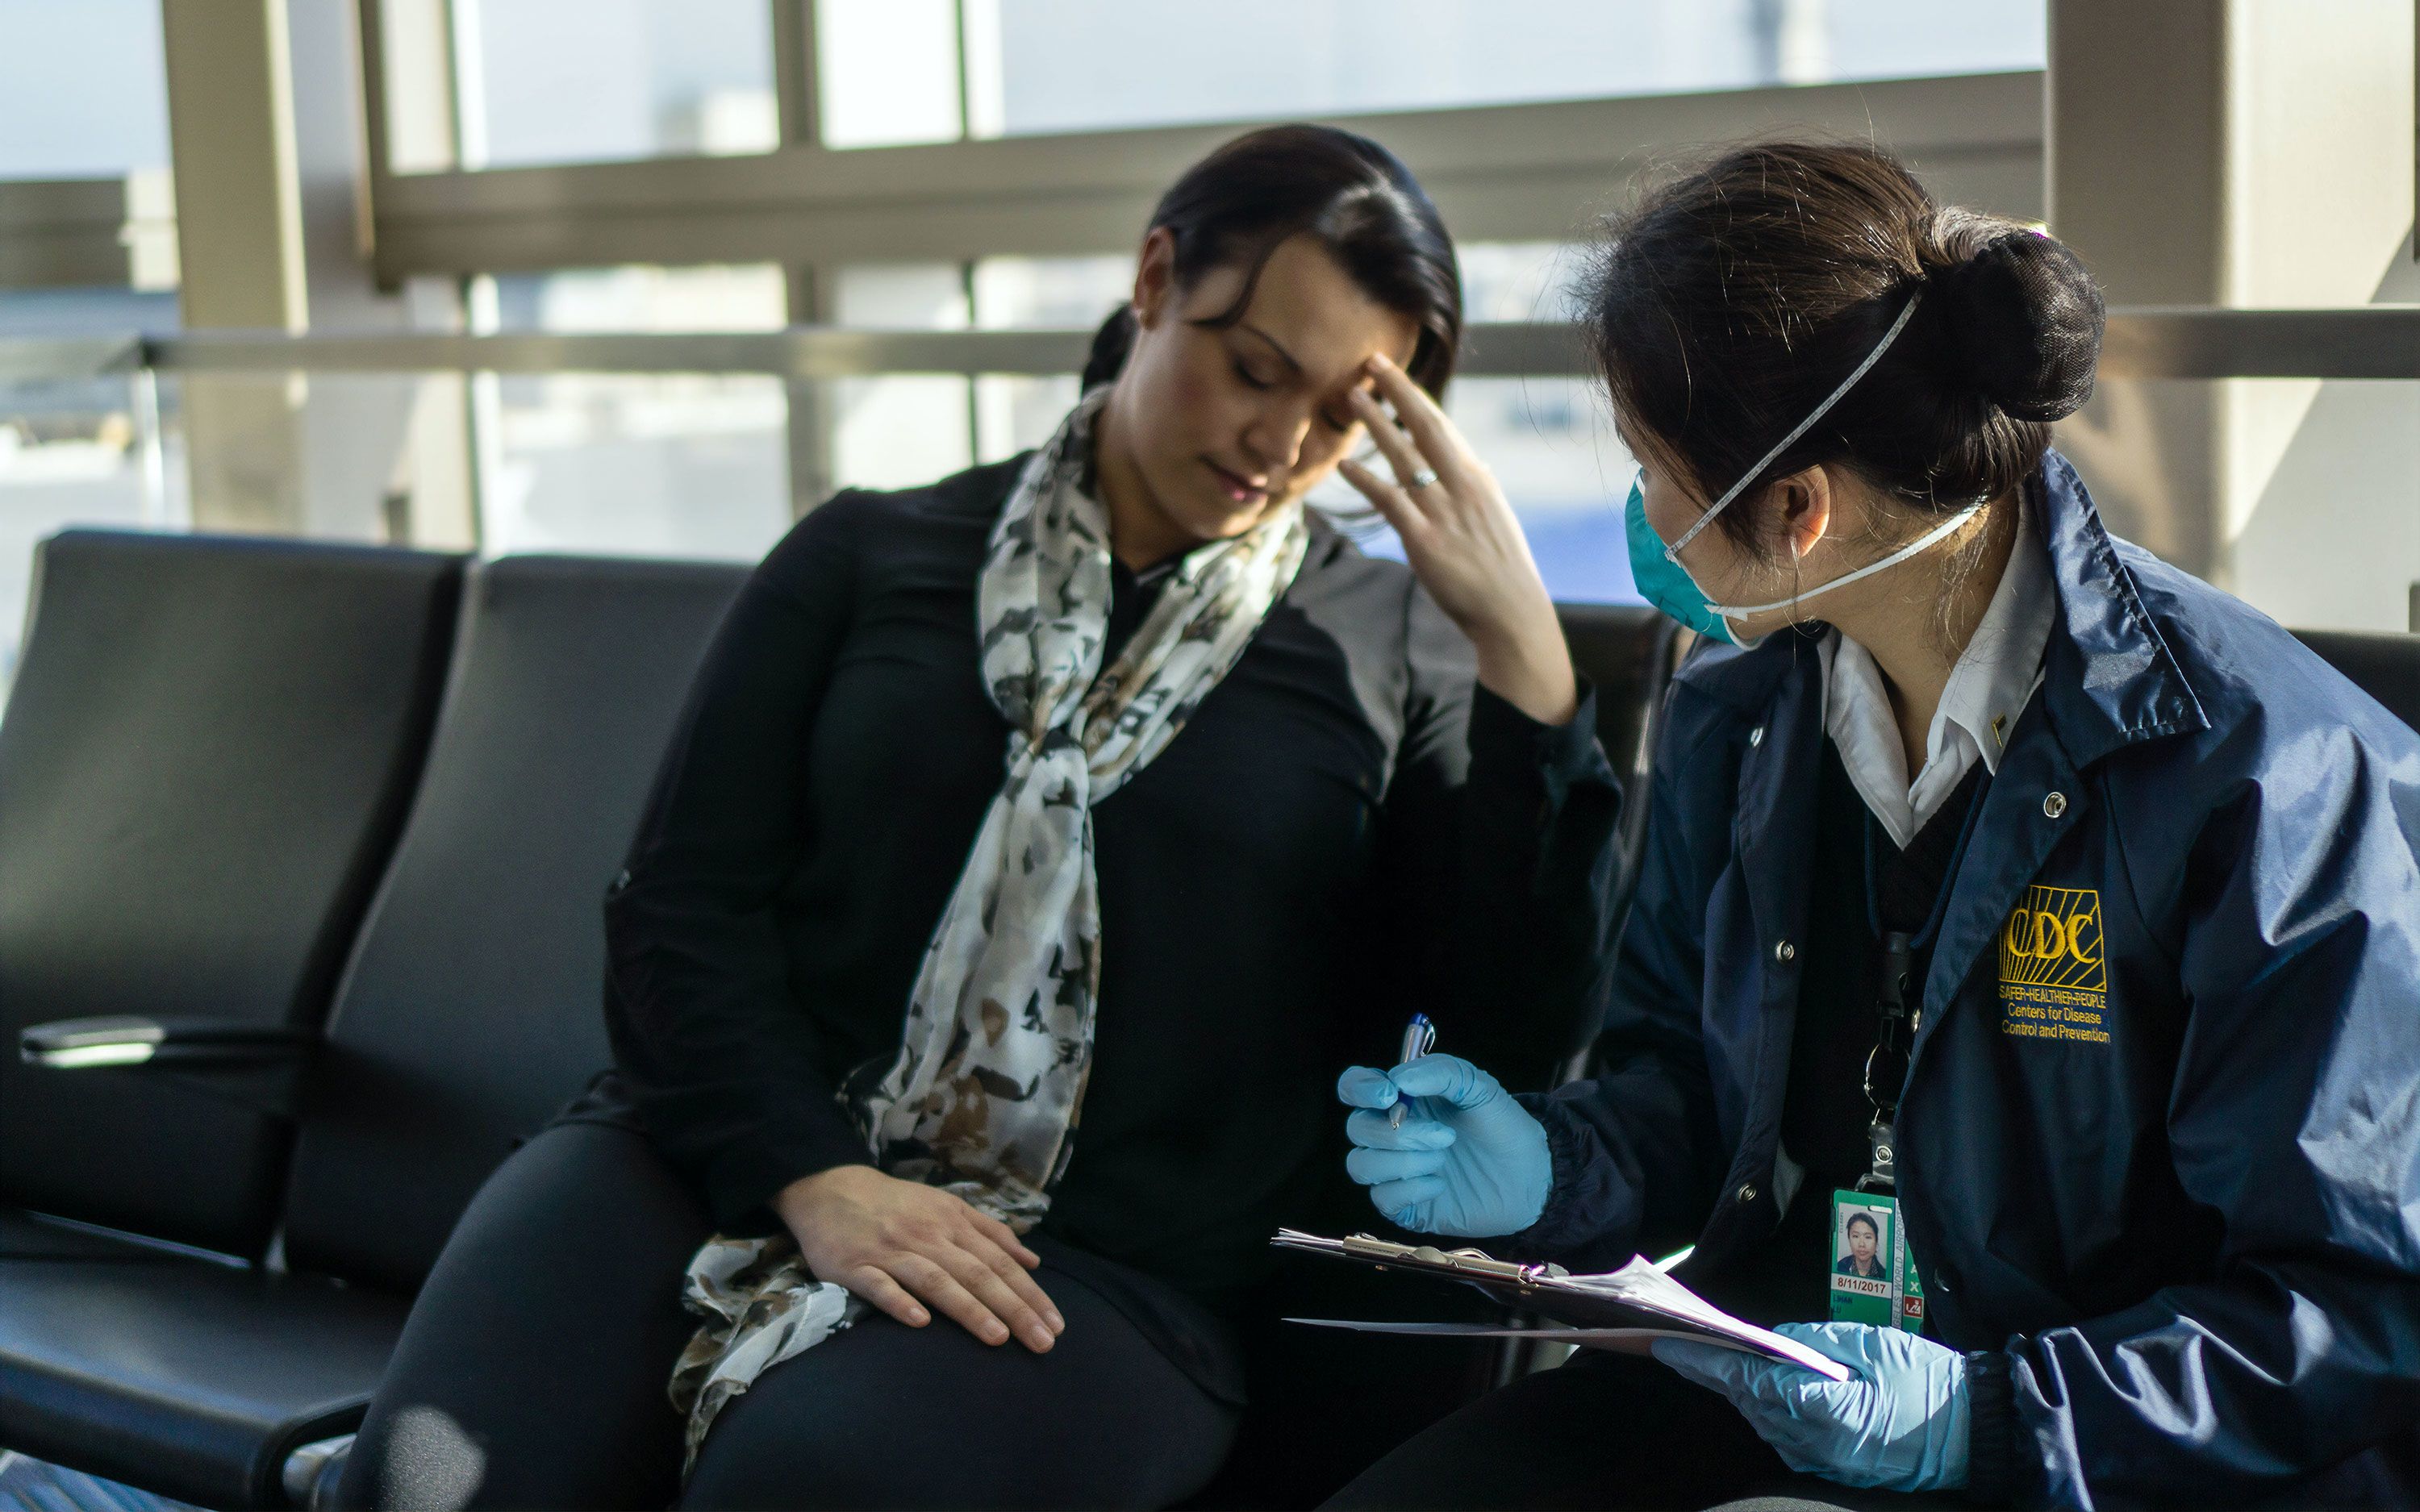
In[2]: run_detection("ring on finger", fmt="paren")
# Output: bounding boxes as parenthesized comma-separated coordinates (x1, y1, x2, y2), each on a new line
(1407, 468, 1439, 489)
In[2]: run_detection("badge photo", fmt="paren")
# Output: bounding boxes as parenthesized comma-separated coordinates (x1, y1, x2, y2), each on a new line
(1827, 1193, 1897, 1327)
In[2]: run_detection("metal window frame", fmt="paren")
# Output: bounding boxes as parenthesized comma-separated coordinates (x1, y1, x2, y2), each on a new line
(355, 0, 2049, 282)
(6, 308, 2415, 384)
(364, 75, 2047, 277)
(0, 177, 178, 291)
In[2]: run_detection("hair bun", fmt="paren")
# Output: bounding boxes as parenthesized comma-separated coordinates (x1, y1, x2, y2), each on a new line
(1931, 231, 2105, 422)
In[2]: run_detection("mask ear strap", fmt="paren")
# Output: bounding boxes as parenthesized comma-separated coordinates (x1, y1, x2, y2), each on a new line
(1664, 290, 1925, 563)
(1704, 495, 1986, 620)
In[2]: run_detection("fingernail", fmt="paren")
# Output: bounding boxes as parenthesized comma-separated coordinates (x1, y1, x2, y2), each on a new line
(986, 1322, 1008, 1343)
(908, 1309, 929, 1326)
(1028, 1327, 1055, 1350)
(1046, 1310, 1066, 1331)
(1371, 352, 1396, 369)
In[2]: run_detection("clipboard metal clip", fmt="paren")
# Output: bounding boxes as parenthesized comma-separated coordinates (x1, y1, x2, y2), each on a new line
(1302, 1231, 1571, 1291)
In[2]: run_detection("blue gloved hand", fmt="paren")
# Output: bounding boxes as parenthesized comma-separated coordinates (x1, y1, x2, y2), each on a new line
(1651, 1322, 1970, 1493)
(1337, 1054, 1552, 1237)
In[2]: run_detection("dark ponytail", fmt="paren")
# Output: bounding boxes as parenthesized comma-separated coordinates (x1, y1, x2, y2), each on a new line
(1583, 140, 2105, 552)
(1084, 123, 1462, 398)
(1082, 306, 1139, 392)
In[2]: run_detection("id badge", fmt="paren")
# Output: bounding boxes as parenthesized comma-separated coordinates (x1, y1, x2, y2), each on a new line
(1828, 1189, 1926, 1333)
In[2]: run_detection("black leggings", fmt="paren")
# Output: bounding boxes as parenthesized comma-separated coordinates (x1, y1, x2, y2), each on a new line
(1322, 1347, 1955, 1512)
(339, 1123, 1239, 1510)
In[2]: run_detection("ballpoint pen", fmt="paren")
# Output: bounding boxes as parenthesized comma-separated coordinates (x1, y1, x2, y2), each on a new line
(1389, 1012, 1437, 1129)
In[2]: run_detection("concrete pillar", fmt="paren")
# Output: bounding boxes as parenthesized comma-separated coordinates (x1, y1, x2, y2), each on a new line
(161, 0, 424, 542)
(782, 263, 841, 518)
(369, 0, 479, 550)
(2216, 0, 2417, 632)
(159, 0, 313, 534)
(775, 1, 838, 519)
(2042, 0, 2229, 576)
(2047, 0, 2417, 629)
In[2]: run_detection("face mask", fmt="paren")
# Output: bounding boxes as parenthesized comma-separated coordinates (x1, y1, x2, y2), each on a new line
(1621, 292, 1984, 647)
(1625, 477, 1746, 645)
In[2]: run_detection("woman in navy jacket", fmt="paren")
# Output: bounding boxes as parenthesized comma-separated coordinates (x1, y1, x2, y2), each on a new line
(1333, 141, 2420, 1509)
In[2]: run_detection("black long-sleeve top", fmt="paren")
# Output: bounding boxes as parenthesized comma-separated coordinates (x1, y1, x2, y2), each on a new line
(603, 455, 1623, 1301)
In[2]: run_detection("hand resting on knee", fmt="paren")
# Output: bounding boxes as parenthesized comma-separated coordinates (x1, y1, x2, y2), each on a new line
(773, 1164, 1066, 1353)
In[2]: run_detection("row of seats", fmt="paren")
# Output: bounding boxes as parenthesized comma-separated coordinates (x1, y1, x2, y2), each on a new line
(5, 531, 2413, 1511)
(0, 534, 752, 1507)
(0, 529, 1690, 1510)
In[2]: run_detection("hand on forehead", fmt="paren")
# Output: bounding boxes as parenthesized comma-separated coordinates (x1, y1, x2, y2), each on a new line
(1168, 233, 1421, 397)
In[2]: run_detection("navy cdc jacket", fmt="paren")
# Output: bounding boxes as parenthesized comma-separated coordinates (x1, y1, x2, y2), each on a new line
(1514, 453, 2420, 1507)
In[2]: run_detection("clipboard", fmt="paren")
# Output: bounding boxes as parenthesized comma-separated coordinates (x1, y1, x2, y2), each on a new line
(1272, 1229, 1852, 1381)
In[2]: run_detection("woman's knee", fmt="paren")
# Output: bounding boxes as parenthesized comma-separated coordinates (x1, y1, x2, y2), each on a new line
(339, 1121, 707, 1510)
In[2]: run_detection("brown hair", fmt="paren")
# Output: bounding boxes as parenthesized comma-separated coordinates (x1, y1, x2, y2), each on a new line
(1583, 140, 2104, 558)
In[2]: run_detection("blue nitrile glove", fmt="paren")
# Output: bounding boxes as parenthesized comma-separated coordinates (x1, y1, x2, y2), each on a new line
(1337, 1054, 1552, 1237)
(1651, 1322, 1970, 1493)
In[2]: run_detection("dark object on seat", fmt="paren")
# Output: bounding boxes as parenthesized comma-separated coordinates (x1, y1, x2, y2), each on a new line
(1552, 604, 1688, 1068)
(0, 530, 462, 1258)
(0, 550, 746, 1509)
(2296, 627, 2420, 735)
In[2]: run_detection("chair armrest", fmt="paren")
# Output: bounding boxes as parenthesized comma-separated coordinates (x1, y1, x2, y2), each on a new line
(20, 1015, 320, 1115)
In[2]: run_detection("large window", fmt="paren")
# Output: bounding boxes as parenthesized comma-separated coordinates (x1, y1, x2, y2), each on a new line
(0, 0, 181, 689)
(820, 0, 2045, 148)
(0, 0, 169, 177)
(451, 0, 780, 169)
(477, 264, 793, 558)
(826, 255, 1127, 493)
(0, 369, 182, 689)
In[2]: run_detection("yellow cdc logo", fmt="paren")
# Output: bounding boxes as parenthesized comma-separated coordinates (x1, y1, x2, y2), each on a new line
(1998, 885, 2107, 995)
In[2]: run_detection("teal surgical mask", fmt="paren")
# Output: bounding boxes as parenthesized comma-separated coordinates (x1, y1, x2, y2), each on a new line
(1625, 477, 1746, 645)
(1621, 292, 1984, 647)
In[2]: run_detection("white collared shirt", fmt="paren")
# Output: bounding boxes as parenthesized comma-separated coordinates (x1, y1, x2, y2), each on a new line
(1821, 508, 2055, 850)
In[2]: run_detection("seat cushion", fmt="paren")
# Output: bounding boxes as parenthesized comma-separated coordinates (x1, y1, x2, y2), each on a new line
(0, 1252, 407, 1509)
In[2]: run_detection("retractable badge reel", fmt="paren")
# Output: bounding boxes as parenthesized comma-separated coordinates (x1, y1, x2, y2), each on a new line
(1830, 931, 1926, 1334)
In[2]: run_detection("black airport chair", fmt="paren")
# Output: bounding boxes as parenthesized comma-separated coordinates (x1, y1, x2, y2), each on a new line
(2295, 627, 2420, 735)
(1547, 606, 1690, 1077)
(0, 530, 464, 1262)
(2, 552, 745, 1509)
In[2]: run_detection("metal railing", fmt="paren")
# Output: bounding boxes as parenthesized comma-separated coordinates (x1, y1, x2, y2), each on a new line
(2, 306, 2417, 385)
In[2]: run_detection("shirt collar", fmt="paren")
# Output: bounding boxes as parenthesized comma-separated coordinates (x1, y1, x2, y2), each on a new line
(1934, 498, 2055, 776)
(1819, 494, 2056, 848)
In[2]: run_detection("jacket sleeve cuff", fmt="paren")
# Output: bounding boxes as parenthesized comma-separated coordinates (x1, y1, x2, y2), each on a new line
(699, 1110, 872, 1234)
(1506, 1090, 1636, 1260)
(1962, 1349, 2034, 1506)
(1467, 677, 1608, 798)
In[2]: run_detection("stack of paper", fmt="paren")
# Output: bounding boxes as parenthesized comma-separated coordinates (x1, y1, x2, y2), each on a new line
(1272, 1230, 1851, 1381)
